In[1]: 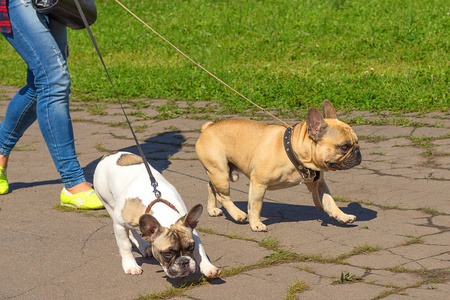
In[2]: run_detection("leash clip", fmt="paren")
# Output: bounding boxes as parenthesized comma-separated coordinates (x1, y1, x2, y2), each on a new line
(152, 181, 161, 199)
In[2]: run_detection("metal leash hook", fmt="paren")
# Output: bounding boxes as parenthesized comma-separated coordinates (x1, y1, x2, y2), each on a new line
(151, 181, 161, 199)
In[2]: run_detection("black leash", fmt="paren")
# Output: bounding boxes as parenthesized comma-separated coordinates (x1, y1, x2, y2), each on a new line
(74, 0, 162, 200)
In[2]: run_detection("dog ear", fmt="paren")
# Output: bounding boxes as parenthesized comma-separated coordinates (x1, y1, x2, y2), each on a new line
(321, 100, 337, 119)
(139, 214, 163, 243)
(180, 204, 203, 229)
(306, 107, 328, 141)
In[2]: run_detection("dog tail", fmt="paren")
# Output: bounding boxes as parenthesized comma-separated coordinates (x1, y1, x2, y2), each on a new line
(200, 121, 214, 133)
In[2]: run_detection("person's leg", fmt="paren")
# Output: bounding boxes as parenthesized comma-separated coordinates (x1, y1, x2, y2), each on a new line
(0, 78, 38, 194)
(44, 17, 95, 195)
(0, 0, 102, 208)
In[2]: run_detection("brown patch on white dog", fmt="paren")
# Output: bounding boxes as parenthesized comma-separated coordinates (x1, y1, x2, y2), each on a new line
(117, 153, 144, 166)
(122, 197, 146, 227)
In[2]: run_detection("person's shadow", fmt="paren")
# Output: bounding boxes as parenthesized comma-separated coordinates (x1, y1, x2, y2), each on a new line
(84, 130, 186, 183)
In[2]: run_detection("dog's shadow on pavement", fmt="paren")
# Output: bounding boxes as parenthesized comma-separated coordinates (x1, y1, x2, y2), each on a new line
(222, 200, 377, 227)
(84, 130, 186, 183)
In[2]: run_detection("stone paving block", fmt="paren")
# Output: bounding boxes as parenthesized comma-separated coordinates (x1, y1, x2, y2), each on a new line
(364, 270, 421, 287)
(353, 125, 414, 139)
(294, 262, 367, 279)
(423, 230, 450, 245)
(326, 170, 450, 214)
(413, 127, 450, 138)
(398, 282, 450, 299)
(402, 254, 450, 270)
(346, 250, 412, 269)
(429, 215, 450, 228)
(299, 282, 388, 300)
(389, 244, 449, 262)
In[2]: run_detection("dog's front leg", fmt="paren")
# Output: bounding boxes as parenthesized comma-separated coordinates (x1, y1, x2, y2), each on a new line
(248, 181, 268, 232)
(307, 178, 356, 224)
(192, 230, 221, 278)
(113, 223, 143, 275)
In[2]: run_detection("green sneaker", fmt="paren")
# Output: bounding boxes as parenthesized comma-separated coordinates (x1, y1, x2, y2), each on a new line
(0, 166, 9, 195)
(60, 188, 104, 210)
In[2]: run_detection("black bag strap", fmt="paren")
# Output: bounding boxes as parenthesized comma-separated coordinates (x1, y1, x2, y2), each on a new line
(73, 0, 162, 199)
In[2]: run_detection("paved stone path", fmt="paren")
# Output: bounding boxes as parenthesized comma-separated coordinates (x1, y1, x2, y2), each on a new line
(0, 86, 448, 299)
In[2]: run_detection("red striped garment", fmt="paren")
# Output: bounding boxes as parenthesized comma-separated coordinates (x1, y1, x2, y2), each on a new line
(0, 0, 11, 33)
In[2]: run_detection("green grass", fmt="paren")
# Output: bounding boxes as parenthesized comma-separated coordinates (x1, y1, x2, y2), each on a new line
(0, 0, 448, 112)
(402, 235, 424, 246)
(337, 243, 382, 260)
(258, 235, 280, 250)
(332, 271, 363, 284)
(86, 103, 107, 115)
(284, 281, 309, 300)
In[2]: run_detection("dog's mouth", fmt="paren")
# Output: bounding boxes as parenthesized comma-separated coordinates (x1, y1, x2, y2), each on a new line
(326, 148, 362, 170)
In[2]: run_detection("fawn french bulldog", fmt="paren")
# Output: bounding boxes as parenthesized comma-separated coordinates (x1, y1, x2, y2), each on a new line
(195, 100, 362, 232)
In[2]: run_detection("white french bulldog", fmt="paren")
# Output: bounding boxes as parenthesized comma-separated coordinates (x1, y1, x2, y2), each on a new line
(93, 151, 221, 278)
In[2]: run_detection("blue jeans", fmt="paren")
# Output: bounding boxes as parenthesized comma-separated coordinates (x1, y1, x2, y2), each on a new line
(0, 0, 86, 189)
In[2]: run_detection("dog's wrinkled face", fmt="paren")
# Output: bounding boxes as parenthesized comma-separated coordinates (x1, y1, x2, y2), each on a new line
(306, 100, 362, 171)
(139, 204, 202, 278)
(151, 225, 196, 278)
(314, 119, 362, 171)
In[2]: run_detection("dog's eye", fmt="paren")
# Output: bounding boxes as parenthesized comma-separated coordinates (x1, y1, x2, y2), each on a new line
(340, 144, 349, 151)
(163, 251, 173, 259)
(187, 243, 195, 252)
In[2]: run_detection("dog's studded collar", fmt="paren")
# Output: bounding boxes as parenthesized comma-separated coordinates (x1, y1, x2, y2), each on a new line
(284, 124, 323, 211)
(145, 198, 180, 214)
(283, 124, 319, 182)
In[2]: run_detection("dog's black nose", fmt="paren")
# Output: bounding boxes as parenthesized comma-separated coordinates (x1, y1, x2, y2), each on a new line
(180, 258, 190, 268)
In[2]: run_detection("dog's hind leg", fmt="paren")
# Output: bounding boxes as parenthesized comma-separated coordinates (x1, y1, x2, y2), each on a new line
(207, 171, 247, 223)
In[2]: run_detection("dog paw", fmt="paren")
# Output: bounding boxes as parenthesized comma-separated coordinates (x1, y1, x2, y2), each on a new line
(201, 266, 221, 278)
(250, 222, 267, 232)
(230, 210, 247, 223)
(337, 214, 356, 224)
(208, 207, 223, 217)
(122, 261, 143, 275)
